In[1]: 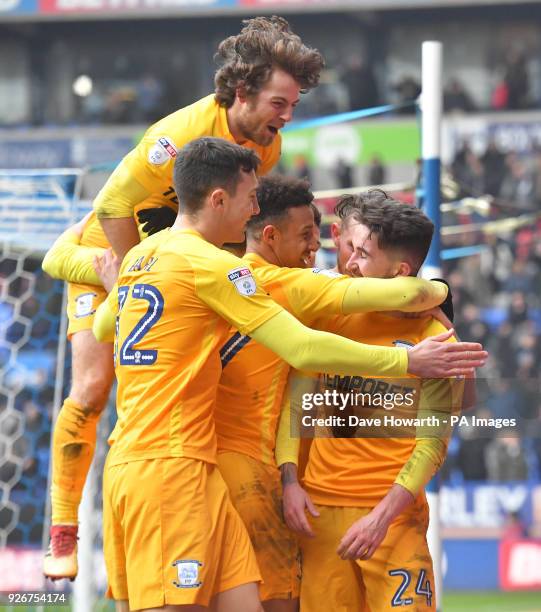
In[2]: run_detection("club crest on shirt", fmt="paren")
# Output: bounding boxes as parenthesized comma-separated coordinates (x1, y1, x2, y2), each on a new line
(227, 267, 257, 296)
(172, 559, 203, 589)
(148, 136, 177, 165)
(393, 339, 415, 349)
(74, 292, 96, 318)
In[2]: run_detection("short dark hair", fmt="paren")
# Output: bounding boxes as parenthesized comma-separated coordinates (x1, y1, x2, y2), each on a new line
(335, 189, 434, 273)
(311, 202, 322, 227)
(214, 16, 324, 108)
(173, 137, 260, 213)
(246, 175, 314, 239)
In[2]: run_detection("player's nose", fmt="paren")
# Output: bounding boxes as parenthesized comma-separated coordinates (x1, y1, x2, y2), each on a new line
(308, 234, 320, 253)
(345, 254, 360, 276)
(279, 105, 294, 124)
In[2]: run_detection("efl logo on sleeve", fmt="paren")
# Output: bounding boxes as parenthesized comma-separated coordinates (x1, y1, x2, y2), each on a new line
(148, 136, 177, 165)
(227, 267, 257, 296)
(74, 292, 96, 318)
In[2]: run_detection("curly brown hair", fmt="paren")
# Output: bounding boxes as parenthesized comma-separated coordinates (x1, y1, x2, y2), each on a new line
(214, 16, 324, 108)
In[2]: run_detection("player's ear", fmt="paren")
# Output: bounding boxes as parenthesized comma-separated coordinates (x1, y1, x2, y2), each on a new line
(261, 224, 278, 244)
(395, 260, 412, 277)
(209, 188, 226, 210)
(330, 222, 341, 248)
(236, 85, 248, 104)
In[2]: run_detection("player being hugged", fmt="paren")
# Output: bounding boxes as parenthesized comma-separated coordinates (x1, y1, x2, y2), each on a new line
(277, 192, 478, 611)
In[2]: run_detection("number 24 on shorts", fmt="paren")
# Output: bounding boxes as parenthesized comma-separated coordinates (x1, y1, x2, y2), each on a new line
(388, 569, 432, 607)
(116, 284, 164, 366)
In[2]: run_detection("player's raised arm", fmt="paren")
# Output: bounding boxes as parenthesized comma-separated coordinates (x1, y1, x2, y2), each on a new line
(42, 213, 105, 286)
(249, 312, 486, 379)
(93, 157, 152, 259)
(341, 275, 448, 313)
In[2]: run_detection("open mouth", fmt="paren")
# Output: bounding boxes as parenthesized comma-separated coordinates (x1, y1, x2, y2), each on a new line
(267, 126, 279, 135)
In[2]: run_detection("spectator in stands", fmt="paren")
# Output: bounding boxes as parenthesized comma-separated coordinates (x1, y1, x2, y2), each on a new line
(502, 265, 536, 296)
(481, 139, 506, 197)
(480, 235, 514, 292)
(487, 379, 520, 422)
(335, 157, 353, 188)
(501, 155, 536, 211)
(532, 149, 541, 208)
(393, 75, 421, 114)
(504, 49, 531, 110)
(367, 154, 386, 185)
(507, 290, 531, 325)
(444, 78, 476, 113)
(293, 154, 313, 184)
(485, 435, 528, 482)
(136, 74, 165, 123)
(456, 409, 491, 480)
(490, 322, 518, 378)
(341, 53, 379, 111)
(451, 141, 484, 197)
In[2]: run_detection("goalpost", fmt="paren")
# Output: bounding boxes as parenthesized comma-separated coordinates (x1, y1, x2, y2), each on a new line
(0, 168, 109, 606)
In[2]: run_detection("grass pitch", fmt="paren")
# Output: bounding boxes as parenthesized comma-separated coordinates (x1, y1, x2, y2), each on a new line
(443, 590, 541, 611)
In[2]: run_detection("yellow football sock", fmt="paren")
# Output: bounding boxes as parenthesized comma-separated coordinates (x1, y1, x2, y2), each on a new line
(50, 397, 101, 525)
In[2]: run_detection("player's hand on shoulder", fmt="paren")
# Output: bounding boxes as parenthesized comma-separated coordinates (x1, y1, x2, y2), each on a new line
(407, 328, 488, 378)
(282, 481, 319, 538)
(337, 511, 390, 561)
(93, 248, 120, 293)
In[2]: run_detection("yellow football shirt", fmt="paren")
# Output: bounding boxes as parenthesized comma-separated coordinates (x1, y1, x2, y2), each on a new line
(215, 253, 360, 466)
(93, 94, 282, 219)
(106, 230, 282, 467)
(303, 314, 454, 507)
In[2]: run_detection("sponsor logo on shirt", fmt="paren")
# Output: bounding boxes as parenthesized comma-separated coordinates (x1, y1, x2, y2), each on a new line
(172, 559, 202, 589)
(158, 136, 177, 158)
(227, 267, 256, 296)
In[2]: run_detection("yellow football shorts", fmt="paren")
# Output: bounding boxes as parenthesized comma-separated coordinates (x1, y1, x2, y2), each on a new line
(103, 456, 261, 609)
(218, 451, 301, 601)
(66, 282, 108, 339)
(300, 495, 435, 611)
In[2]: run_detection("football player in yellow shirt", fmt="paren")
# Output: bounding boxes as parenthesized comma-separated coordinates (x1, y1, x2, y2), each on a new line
(276, 193, 470, 611)
(41, 15, 324, 581)
(213, 179, 485, 612)
(94, 15, 324, 260)
(94, 137, 485, 612)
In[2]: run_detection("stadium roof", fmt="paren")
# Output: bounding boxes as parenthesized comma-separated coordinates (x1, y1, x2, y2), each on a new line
(1, 0, 540, 23)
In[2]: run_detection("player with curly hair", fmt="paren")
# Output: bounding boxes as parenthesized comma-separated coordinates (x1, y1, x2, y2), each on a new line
(42, 15, 324, 583)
